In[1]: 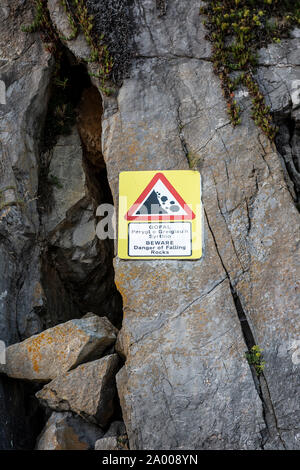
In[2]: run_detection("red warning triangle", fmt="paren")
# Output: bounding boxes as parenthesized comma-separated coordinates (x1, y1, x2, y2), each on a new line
(125, 172, 195, 221)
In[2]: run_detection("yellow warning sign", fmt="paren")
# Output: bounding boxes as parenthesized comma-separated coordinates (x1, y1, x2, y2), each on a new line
(118, 170, 202, 260)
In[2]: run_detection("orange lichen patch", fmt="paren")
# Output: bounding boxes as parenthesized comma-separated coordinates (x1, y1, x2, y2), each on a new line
(64, 427, 89, 450)
(24, 323, 87, 374)
(27, 336, 43, 373)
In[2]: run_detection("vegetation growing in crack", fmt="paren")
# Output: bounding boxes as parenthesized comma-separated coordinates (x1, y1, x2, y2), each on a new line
(187, 151, 201, 169)
(116, 434, 130, 450)
(38, 55, 90, 213)
(42, 76, 76, 152)
(48, 174, 63, 189)
(21, 0, 60, 55)
(22, 0, 134, 93)
(200, 0, 300, 140)
(86, 0, 134, 85)
(245, 345, 266, 376)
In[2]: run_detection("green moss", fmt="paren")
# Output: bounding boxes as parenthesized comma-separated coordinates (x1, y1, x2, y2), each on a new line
(245, 345, 266, 376)
(200, 0, 300, 140)
(187, 152, 201, 169)
(21, 0, 61, 55)
(70, 0, 114, 92)
(48, 174, 63, 189)
(59, 0, 78, 40)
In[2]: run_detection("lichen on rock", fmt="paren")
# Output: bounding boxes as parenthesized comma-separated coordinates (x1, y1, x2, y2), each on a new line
(0, 0, 299, 452)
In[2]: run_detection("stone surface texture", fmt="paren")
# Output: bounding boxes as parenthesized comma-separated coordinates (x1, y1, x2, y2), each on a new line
(36, 411, 104, 450)
(94, 436, 119, 450)
(36, 354, 120, 427)
(0, 0, 299, 451)
(0, 0, 53, 448)
(0, 314, 118, 382)
(101, 1, 299, 450)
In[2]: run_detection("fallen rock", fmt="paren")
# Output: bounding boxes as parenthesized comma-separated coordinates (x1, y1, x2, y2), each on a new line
(0, 314, 118, 382)
(36, 354, 120, 427)
(94, 436, 119, 451)
(94, 421, 128, 450)
(105, 420, 126, 437)
(36, 412, 104, 450)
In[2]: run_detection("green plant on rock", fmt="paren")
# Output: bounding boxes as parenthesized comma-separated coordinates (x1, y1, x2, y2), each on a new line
(59, 0, 78, 40)
(22, 0, 114, 95)
(245, 345, 266, 376)
(70, 0, 114, 92)
(42, 85, 76, 152)
(187, 152, 201, 169)
(21, 0, 60, 55)
(48, 174, 63, 189)
(200, 0, 300, 140)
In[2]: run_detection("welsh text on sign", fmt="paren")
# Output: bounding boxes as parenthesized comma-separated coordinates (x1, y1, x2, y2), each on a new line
(118, 170, 202, 260)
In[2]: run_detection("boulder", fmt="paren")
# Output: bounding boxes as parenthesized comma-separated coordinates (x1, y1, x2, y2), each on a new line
(94, 436, 119, 451)
(0, 314, 118, 382)
(36, 412, 104, 450)
(36, 354, 120, 427)
(94, 421, 128, 450)
(105, 420, 126, 437)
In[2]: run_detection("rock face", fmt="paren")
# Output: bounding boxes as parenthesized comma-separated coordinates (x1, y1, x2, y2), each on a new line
(99, 1, 299, 450)
(0, 0, 299, 451)
(256, 33, 300, 207)
(0, 0, 53, 448)
(1, 314, 118, 382)
(36, 412, 104, 450)
(43, 128, 87, 234)
(36, 354, 120, 427)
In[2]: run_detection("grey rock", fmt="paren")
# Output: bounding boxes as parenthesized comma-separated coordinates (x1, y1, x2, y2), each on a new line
(63, 0, 300, 450)
(36, 354, 120, 427)
(94, 420, 128, 450)
(48, 0, 91, 61)
(1, 0, 300, 452)
(0, 0, 120, 449)
(47, 0, 75, 40)
(44, 127, 87, 234)
(256, 32, 300, 203)
(99, 1, 299, 450)
(105, 420, 126, 437)
(0, 0, 53, 448)
(36, 411, 104, 450)
(41, 122, 121, 325)
(94, 436, 119, 450)
(132, 0, 211, 59)
(0, 314, 118, 382)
